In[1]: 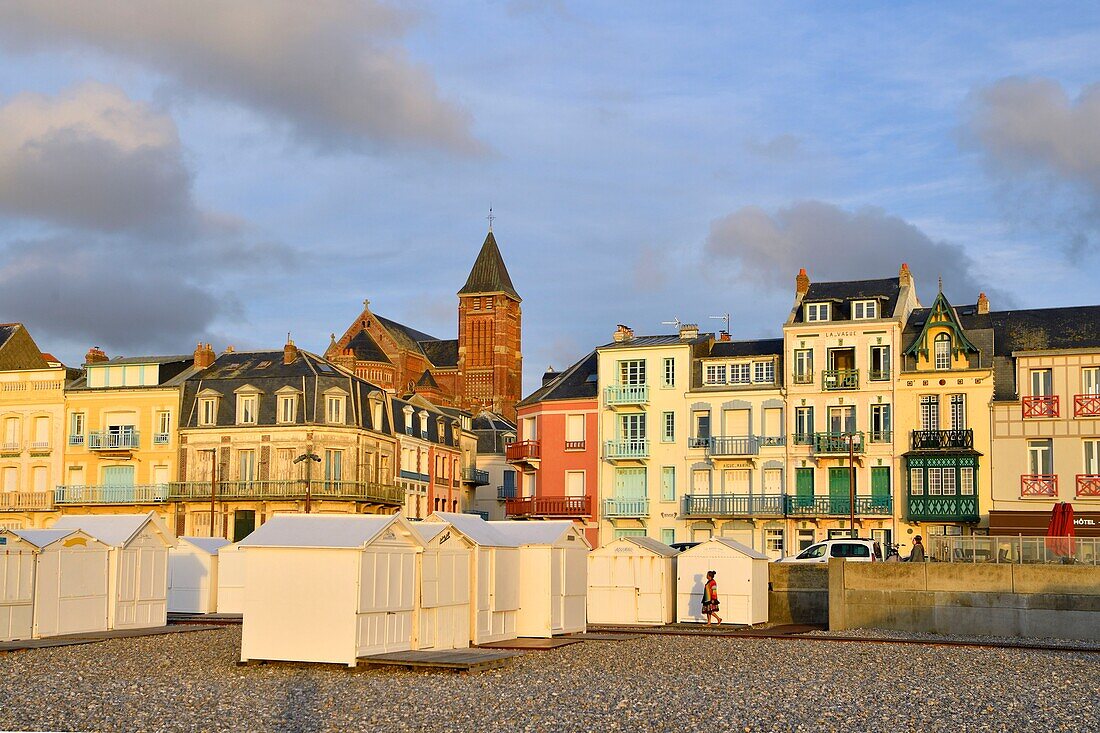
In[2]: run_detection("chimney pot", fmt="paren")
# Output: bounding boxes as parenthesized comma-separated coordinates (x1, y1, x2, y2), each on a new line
(283, 335, 299, 365)
(976, 292, 990, 315)
(796, 268, 810, 295)
(613, 324, 634, 343)
(84, 346, 109, 364)
(678, 323, 700, 341)
(899, 262, 913, 287)
(193, 342, 216, 370)
(719, 330, 732, 342)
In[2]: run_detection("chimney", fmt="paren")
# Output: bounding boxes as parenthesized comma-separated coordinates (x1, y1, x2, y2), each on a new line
(976, 292, 990, 315)
(796, 268, 810, 295)
(679, 323, 700, 341)
(283, 334, 299, 365)
(193, 342, 216, 370)
(718, 330, 732, 342)
(85, 346, 108, 364)
(542, 366, 558, 385)
(899, 262, 912, 288)
(613, 324, 634, 343)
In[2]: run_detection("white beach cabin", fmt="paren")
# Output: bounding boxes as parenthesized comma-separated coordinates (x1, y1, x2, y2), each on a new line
(51, 512, 174, 630)
(427, 512, 521, 645)
(587, 536, 678, 626)
(489, 520, 590, 638)
(0, 529, 109, 640)
(676, 538, 769, 625)
(214, 542, 245, 614)
(409, 522, 473, 650)
(168, 537, 231, 614)
(238, 513, 422, 667)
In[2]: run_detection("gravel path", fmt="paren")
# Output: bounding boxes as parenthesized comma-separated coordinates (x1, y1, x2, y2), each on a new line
(807, 627, 1100, 650)
(0, 627, 1096, 732)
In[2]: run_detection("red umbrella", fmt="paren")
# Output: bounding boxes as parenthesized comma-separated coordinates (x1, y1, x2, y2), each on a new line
(1045, 503, 1065, 558)
(1063, 503, 1077, 558)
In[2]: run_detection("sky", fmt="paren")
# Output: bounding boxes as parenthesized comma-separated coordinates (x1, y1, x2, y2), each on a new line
(0, 1, 1098, 395)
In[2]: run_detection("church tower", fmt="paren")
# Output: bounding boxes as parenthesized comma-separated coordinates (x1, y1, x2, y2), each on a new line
(457, 229, 522, 420)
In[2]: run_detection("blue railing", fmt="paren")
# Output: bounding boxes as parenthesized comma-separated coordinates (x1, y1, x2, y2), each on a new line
(87, 430, 140, 450)
(681, 494, 786, 516)
(707, 436, 759, 457)
(497, 484, 517, 500)
(785, 495, 892, 516)
(605, 439, 649, 459)
(604, 498, 649, 517)
(605, 384, 649, 405)
(54, 484, 168, 504)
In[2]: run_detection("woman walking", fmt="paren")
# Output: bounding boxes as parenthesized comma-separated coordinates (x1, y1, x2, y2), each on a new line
(702, 570, 722, 625)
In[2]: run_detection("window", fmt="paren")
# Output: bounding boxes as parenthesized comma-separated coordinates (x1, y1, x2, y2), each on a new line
(661, 466, 676, 501)
(805, 303, 830, 322)
(950, 394, 966, 429)
(793, 349, 813, 383)
(910, 467, 924, 495)
(1086, 440, 1100, 475)
(869, 346, 890, 381)
(662, 358, 675, 388)
(729, 363, 751, 384)
(403, 407, 414, 436)
(157, 411, 171, 436)
(920, 395, 939, 431)
(941, 467, 956, 495)
(2, 417, 19, 449)
(69, 413, 85, 443)
(278, 395, 298, 424)
(324, 449, 343, 483)
(661, 411, 675, 442)
(828, 405, 855, 434)
(870, 404, 891, 442)
(565, 414, 585, 448)
(1084, 367, 1100, 396)
(619, 359, 646, 385)
(763, 468, 783, 493)
(1, 466, 16, 492)
(1030, 368, 1052, 397)
(692, 411, 710, 446)
(960, 467, 975, 495)
(934, 333, 952, 370)
(794, 407, 814, 443)
(619, 413, 646, 441)
(1028, 439, 1052, 475)
(661, 528, 675, 546)
(484, 296, 493, 310)
(852, 300, 878, 320)
(765, 529, 784, 554)
(236, 394, 257, 424)
(565, 471, 585, 497)
(704, 364, 727, 385)
(30, 416, 48, 449)
(199, 398, 218, 426)
(928, 468, 942, 495)
(753, 361, 775, 384)
(238, 450, 256, 482)
(614, 529, 646, 540)
(327, 396, 346, 424)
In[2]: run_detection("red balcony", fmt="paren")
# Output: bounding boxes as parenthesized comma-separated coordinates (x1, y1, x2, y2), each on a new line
(1020, 474, 1057, 497)
(1077, 474, 1100, 498)
(505, 495, 590, 517)
(505, 439, 541, 465)
(1022, 395, 1059, 418)
(1074, 394, 1100, 418)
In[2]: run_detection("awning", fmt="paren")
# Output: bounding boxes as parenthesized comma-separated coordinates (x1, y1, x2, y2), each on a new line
(988, 510, 1100, 538)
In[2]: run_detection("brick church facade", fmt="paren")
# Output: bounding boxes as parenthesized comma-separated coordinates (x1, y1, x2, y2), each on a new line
(326, 230, 523, 420)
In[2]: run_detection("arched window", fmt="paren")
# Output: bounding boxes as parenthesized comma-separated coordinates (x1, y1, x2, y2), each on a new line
(934, 333, 952, 370)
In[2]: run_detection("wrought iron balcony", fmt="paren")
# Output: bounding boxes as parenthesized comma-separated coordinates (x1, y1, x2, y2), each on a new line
(687, 436, 710, 449)
(1020, 474, 1057, 497)
(68, 434, 84, 446)
(792, 371, 814, 385)
(605, 384, 649, 406)
(910, 429, 974, 451)
(460, 467, 490, 485)
(153, 433, 170, 445)
(1075, 394, 1100, 418)
(1077, 475, 1100, 498)
(0, 491, 53, 511)
(906, 494, 979, 523)
(759, 435, 786, 447)
(1022, 396, 1059, 419)
(785, 495, 892, 516)
(868, 369, 891, 382)
(497, 484, 518, 500)
(812, 432, 865, 454)
(603, 497, 649, 518)
(706, 436, 759, 457)
(88, 430, 140, 450)
(166, 479, 404, 504)
(604, 439, 649, 460)
(0, 441, 20, 452)
(54, 484, 168, 504)
(681, 494, 785, 517)
(822, 369, 859, 391)
(505, 439, 541, 463)
(505, 495, 590, 517)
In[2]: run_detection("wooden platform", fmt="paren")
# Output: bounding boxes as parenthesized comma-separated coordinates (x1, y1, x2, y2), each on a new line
(567, 632, 642, 641)
(360, 648, 524, 671)
(0, 624, 217, 653)
(476, 637, 580, 650)
(167, 612, 244, 625)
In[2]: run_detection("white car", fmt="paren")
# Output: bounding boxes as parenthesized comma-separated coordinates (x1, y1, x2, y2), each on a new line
(776, 538, 882, 563)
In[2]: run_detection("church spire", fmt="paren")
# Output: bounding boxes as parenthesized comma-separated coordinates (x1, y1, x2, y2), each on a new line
(458, 229, 521, 302)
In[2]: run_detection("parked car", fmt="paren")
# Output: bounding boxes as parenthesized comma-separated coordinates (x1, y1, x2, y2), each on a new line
(776, 538, 882, 563)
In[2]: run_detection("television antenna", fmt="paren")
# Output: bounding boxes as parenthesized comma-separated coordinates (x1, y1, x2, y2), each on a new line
(709, 313, 730, 334)
(660, 318, 681, 331)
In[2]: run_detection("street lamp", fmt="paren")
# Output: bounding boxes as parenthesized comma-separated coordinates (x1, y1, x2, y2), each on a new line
(294, 450, 322, 513)
(843, 432, 858, 538)
(199, 448, 218, 538)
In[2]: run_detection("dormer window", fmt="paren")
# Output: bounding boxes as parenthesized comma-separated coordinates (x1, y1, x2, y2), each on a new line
(419, 411, 430, 439)
(236, 394, 257, 424)
(198, 396, 219, 426)
(704, 364, 726, 385)
(403, 406, 414, 436)
(934, 333, 952, 370)
(805, 303, 830, 322)
(278, 396, 296, 423)
(852, 300, 878, 320)
(326, 395, 346, 423)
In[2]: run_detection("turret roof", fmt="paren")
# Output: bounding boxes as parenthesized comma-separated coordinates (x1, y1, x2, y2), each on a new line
(458, 231, 520, 301)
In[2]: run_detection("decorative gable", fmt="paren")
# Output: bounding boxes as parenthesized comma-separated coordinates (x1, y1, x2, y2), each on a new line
(904, 292, 978, 361)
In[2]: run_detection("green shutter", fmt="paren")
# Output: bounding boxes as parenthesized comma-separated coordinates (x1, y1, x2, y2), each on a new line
(871, 466, 890, 507)
(614, 529, 646, 539)
(795, 468, 814, 507)
(661, 528, 675, 545)
(660, 467, 676, 502)
(828, 467, 853, 513)
(615, 468, 647, 499)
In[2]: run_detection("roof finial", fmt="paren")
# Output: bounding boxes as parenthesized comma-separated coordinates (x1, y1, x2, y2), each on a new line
(487, 205, 495, 232)
(938, 275, 943, 294)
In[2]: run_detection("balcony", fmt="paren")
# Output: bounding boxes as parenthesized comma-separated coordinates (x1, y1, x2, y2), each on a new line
(687, 436, 710, 449)
(564, 440, 586, 450)
(1076, 475, 1100, 498)
(505, 495, 591, 517)
(868, 430, 893, 444)
(68, 434, 84, 446)
(1022, 396, 1059, 419)
(505, 440, 541, 465)
(604, 439, 649, 461)
(1075, 394, 1100, 418)
(0, 441, 20, 453)
(54, 484, 168, 505)
(910, 429, 974, 451)
(785, 495, 893, 516)
(497, 484, 518, 500)
(604, 384, 649, 406)
(88, 430, 140, 450)
(759, 435, 786, 448)
(812, 432, 865, 455)
(460, 467, 490, 486)
(681, 494, 785, 517)
(167, 479, 405, 505)
(153, 433, 170, 445)
(906, 494, 979, 523)
(29, 441, 50, 453)
(792, 371, 814, 385)
(1020, 474, 1057, 497)
(706, 436, 759, 458)
(822, 369, 859, 391)
(868, 369, 891, 382)
(0, 491, 53, 511)
(603, 497, 649, 518)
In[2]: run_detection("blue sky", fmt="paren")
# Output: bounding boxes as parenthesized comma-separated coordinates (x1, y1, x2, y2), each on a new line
(0, 2, 1097, 393)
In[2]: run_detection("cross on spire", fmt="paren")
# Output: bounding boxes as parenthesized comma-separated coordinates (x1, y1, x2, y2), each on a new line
(938, 275, 943, 294)
(487, 206, 495, 232)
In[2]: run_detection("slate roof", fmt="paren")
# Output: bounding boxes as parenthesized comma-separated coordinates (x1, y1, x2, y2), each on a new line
(418, 339, 458, 368)
(794, 277, 901, 322)
(598, 334, 710, 350)
(391, 396, 462, 447)
(67, 354, 197, 390)
(458, 231, 520, 301)
(375, 315, 439, 350)
(345, 331, 390, 364)
(517, 350, 598, 407)
(0, 324, 16, 350)
(987, 305, 1100, 401)
(900, 303, 996, 371)
(706, 338, 784, 358)
(471, 410, 517, 454)
(416, 369, 440, 389)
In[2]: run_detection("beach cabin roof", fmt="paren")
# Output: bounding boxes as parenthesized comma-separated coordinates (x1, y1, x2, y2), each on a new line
(488, 520, 591, 549)
(427, 512, 518, 547)
(1, 528, 104, 550)
(179, 537, 231, 555)
(688, 537, 769, 560)
(409, 522, 448, 544)
(237, 514, 417, 549)
(52, 512, 174, 548)
(613, 536, 679, 557)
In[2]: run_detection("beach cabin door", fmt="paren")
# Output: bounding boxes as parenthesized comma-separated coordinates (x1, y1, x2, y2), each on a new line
(115, 531, 168, 629)
(356, 547, 415, 656)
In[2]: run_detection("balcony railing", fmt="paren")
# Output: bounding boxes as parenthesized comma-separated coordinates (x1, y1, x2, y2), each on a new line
(153, 433, 170, 445)
(505, 440, 541, 463)
(0, 441, 20, 452)
(792, 433, 814, 446)
(505, 495, 591, 517)
(68, 434, 84, 446)
(910, 429, 974, 451)
(0, 491, 53, 511)
(1075, 394, 1100, 418)
(166, 479, 404, 504)
(759, 435, 786, 447)
(460, 467, 490, 485)
(785, 495, 893, 516)
(605, 384, 649, 406)
(906, 494, 979, 523)
(706, 436, 759, 457)
(792, 371, 814, 385)
(605, 439, 649, 460)
(688, 436, 710, 449)
(29, 441, 50, 452)
(87, 430, 140, 450)
(54, 484, 168, 504)
(868, 369, 891, 382)
(564, 440, 586, 450)
(812, 432, 865, 454)
(1022, 395, 1059, 419)
(1076, 475, 1100, 498)
(603, 497, 650, 517)
(497, 484, 518, 500)
(681, 494, 785, 517)
(1020, 474, 1057, 497)
(822, 369, 859, 391)
(868, 430, 893, 444)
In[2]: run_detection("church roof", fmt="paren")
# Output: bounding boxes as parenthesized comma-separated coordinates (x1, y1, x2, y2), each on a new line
(345, 330, 390, 364)
(418, 339, 459, 368)
(416, 369, 440, 389)
(458, 231, 520, 301)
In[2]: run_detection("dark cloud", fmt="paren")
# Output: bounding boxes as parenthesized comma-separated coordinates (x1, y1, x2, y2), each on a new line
(0, 1, 483, 155)
(705, 200, 1008, 306)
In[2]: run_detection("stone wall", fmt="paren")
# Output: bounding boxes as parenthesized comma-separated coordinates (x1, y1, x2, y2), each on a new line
(828, 559, 1100, 640)
(769, 563, 828, 626)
